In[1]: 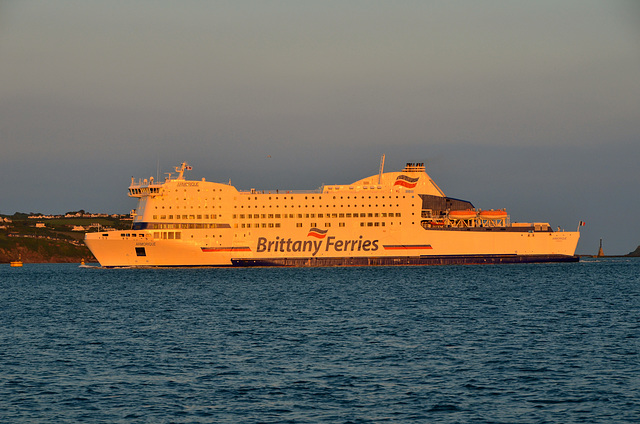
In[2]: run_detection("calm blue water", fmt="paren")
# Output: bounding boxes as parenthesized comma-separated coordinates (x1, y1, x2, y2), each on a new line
(1, 259, 639, 423)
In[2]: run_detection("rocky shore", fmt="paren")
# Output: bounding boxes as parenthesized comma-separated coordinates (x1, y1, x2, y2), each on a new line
(0, 236, 95, 264)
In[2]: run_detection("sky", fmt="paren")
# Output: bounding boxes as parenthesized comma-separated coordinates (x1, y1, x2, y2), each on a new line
(1, 1, 639, 255)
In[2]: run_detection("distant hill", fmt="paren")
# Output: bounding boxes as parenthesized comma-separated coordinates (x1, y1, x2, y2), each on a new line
(626, 246, 640, 257)
(1, 212, 130, 264)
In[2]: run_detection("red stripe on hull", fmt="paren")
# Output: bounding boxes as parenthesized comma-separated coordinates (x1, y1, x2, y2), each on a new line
(383, 245, 432, 250)
(201, 247, 251, 252)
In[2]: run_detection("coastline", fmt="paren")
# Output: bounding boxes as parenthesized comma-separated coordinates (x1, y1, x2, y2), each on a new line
(0, 236, 95, 264)
(1, 212, 129, 264)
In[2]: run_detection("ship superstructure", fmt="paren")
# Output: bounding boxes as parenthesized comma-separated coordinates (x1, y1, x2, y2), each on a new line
(84, 161, 580, 267)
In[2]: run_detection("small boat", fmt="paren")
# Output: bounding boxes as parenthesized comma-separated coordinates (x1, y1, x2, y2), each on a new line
(449, 210, 477, 220)
(478, 209, 508, 219)
(10, 255, 23, 267)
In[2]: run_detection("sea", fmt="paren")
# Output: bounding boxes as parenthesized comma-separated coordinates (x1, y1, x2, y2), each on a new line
(1, 259, 639, 423)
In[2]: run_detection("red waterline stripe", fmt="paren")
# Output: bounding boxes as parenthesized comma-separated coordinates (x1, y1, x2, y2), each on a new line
(383, 245, 432, 250)
(201, 247, 251, 252)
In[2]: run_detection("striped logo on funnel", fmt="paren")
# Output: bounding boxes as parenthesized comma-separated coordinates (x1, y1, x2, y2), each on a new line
(394, 175, 419, 188)
(307, 227, 328, 239)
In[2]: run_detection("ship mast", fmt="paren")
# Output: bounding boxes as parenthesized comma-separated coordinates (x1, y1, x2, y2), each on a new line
(174, 162, 192, 180)
(378, 154, 385, 184)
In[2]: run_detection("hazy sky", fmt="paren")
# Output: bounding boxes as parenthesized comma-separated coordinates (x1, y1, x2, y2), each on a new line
(1, 1, 639, 254)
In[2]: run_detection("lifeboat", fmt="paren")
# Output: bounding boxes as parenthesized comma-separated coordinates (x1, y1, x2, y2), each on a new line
(478, 210, 508, 219)
(449, 210, 477, 220)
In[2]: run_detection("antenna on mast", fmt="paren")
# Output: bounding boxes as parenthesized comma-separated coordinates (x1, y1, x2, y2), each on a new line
(378, 154, 386, 184)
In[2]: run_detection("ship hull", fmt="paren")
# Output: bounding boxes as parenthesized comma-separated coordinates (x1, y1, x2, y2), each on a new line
(232, 254, 579, 267)
(85, 227, 580, 268)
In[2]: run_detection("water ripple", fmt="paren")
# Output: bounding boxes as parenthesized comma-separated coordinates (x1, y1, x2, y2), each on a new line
(1, 260, 639, 422)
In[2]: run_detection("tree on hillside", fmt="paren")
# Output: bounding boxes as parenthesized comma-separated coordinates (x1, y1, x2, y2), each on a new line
(65, 210, 86, 216)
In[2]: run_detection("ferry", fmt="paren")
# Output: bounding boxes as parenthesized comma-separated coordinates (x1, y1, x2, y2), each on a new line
(84, 159, 581, 267)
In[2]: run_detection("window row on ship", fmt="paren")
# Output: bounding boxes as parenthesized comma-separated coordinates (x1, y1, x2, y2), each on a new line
(152, 194, 415, 207)
(239, 221, 396, 229)
(150, 212, 403, 221)
(143, 215, 403, 230)
(239, 194, 414, 200)
(137, 224, 397, 242)
(124, 219, 399, 241)
(153, 214, 218, 220)
(152, 203, 411, 210)
(129, 187, 160, 195)
(235, 212, 402, 219)
(160, 191, 414, 199)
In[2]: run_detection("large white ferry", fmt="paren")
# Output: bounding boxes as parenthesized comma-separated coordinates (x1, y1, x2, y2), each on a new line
(85, 159, 580, 267)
